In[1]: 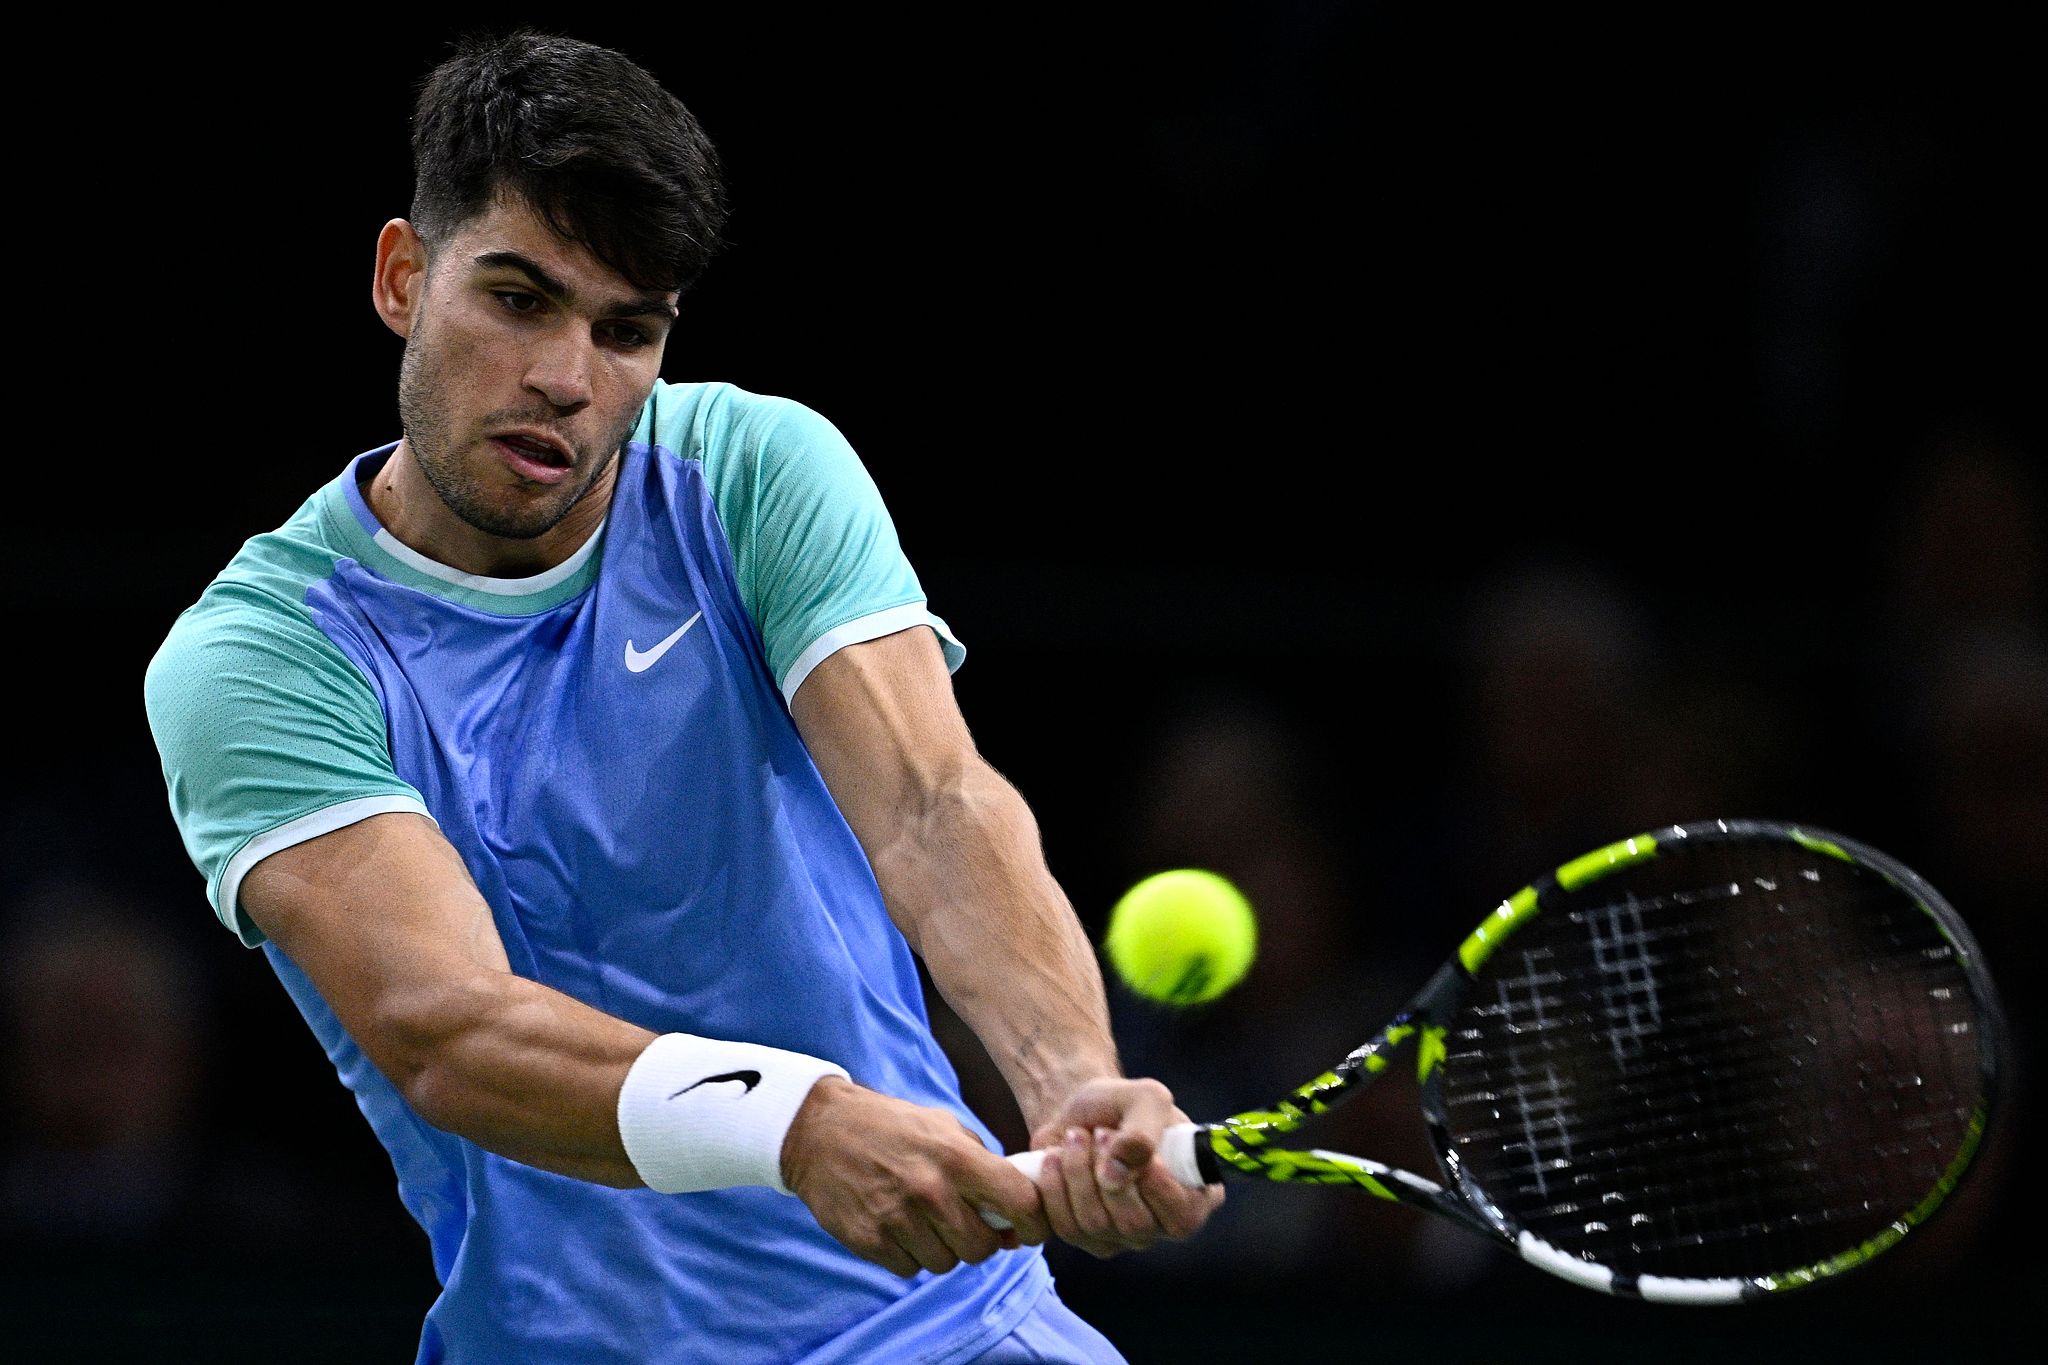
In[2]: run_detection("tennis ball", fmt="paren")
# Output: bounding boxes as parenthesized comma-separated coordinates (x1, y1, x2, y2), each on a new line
(1103, 869, 1257, 1005)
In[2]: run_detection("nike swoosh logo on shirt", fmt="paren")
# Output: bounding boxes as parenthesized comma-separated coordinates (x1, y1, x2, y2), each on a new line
(624, 611, 704, 673)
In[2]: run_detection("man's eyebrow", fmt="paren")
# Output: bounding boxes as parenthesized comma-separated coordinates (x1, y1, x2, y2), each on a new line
(472, 250, 679, 322)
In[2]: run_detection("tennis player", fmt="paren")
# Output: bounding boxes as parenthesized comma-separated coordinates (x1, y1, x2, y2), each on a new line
(142, 29, 1217, 1364)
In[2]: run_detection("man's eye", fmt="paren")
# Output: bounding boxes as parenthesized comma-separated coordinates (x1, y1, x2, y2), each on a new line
(492, 290, 542, 313)
(601, 323, 650, 349)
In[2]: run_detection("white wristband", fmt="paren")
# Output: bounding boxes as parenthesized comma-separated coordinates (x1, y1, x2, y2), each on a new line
(616, 1032, 849, 1195)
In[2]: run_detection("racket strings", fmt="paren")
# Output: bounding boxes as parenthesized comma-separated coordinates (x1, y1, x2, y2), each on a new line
(1461, 951, 1970, 1086)
(1455, 944, 1974, 1133)
(1438, 841, 1984, 1282)
(1557, 930, 1959, 1277)
(1466, 1079, 1975, 1181)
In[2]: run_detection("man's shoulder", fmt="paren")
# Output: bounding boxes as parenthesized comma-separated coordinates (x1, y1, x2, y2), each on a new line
(643, 377, 811, 428)
(160, 465, 361, 652)
(640, 379, 843, 467)
(143, 484, 376, 770)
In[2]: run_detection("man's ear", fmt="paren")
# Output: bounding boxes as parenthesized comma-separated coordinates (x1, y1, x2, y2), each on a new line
(372, 219, 429, 338)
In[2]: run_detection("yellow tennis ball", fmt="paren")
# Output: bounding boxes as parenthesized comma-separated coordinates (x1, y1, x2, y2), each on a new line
(1104, 869, 1257, 1005)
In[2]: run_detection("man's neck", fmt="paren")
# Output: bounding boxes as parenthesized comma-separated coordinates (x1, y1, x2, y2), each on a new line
(366, 441, 616, 579)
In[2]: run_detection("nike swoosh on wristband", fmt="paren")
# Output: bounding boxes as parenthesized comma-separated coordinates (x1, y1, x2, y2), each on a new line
(671, 1070, 763, 1099)
(625, 611, 704, 673)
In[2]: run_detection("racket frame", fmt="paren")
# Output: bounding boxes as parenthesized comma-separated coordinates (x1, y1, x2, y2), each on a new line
(1176, 818, 2005, 1303)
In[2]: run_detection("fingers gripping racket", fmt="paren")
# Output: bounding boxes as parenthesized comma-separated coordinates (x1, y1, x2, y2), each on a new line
(995, 820, 2004, 1303)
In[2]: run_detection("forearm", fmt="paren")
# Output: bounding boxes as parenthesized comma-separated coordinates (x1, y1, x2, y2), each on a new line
(867, 760, 1122, 1130)
(380, 969, 655, 1186)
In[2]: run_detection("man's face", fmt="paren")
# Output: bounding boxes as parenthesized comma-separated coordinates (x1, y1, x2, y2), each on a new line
(393, 195, 678, 541)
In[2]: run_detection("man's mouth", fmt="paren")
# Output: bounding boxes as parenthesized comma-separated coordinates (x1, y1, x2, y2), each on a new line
(492, 432, 576, 485)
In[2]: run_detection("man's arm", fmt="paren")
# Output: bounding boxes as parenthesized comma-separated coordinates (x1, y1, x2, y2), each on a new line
(242, 812, 651, 1184)
(789, 626, 1222, 1256)
(239, 809, 1049, 1275)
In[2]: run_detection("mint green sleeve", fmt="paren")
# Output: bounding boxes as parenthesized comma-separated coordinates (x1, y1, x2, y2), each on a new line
(689, 387, 965, 701)
(143, 587, 430, 947)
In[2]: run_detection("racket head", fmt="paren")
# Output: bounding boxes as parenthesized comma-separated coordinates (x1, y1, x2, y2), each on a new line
(1418, 818, 2004, 1301)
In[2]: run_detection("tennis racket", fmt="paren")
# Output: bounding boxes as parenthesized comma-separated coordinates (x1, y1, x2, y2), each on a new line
(992, 819, 2004, 1303)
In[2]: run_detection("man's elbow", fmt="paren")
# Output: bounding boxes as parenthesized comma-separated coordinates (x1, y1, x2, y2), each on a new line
(365, 973, 505, 1128)
(919, 759, 1036, 844)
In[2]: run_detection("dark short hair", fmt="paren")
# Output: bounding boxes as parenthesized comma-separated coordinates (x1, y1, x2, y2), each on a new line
(410, 29, 728, 293)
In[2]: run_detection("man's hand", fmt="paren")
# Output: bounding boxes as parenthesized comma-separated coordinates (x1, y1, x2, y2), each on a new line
(782, 1076, 1049, 1278)
(1030, 1077, 1223, 1258)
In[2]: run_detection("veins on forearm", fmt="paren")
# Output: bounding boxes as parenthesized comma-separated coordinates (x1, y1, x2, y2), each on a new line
(873, 767, 1121, 1118)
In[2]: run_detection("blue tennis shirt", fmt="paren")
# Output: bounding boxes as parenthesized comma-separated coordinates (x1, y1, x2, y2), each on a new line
(144, 380, 1051, 1363)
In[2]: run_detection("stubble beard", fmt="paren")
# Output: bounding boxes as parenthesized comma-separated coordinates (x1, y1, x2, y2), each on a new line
(394, 316, 639, 542)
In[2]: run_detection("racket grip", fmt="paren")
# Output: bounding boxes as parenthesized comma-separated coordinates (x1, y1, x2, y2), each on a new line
(978, 1123, 1207, 1230)
(1006, 1148, 1048, 1182)
(1158, 1121, 1206, 1188)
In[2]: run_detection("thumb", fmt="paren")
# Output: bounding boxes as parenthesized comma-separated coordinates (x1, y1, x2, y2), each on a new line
(1095, 1083, 1178, 1185)
(1097, 1120, 1158, 1176)
(964, 1146, 1049, 1243)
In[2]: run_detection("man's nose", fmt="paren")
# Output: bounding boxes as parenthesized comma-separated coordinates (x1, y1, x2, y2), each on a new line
(524, 331, 595, 411)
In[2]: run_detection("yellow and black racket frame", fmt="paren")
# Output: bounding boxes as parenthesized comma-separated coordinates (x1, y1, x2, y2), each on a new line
(1182, 818, 2007, 1302)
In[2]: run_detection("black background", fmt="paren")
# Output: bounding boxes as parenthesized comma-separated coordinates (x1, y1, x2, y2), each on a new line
(7, 5, 2042, 1362)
